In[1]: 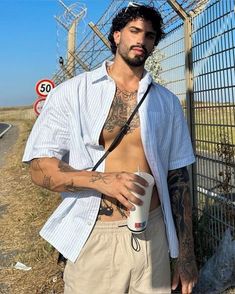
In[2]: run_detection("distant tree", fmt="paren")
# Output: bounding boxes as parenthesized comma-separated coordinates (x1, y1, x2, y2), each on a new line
(145, 48, 164, 84)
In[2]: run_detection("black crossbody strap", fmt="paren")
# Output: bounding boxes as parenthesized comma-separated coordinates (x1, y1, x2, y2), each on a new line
(92, 83, 152, 171)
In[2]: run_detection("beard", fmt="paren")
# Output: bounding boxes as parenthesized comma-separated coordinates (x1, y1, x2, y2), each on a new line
(117, 45, 150, 67)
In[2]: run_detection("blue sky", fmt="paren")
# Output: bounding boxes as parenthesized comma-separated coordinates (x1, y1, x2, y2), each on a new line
(0, 0, 111, 107)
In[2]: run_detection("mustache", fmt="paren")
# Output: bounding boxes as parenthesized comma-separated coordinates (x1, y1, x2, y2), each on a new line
(130, 45, 147, 54)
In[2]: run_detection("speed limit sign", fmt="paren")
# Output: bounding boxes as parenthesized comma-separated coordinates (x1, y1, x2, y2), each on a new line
(33, 97, 46, 116)
(35, 79, 55, 97)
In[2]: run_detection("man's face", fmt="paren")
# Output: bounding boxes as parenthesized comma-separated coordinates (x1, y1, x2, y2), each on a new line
(114, 18, 156, 67)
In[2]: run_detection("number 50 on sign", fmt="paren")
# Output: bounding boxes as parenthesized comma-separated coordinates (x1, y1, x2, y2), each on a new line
(35, 79, 55, 97)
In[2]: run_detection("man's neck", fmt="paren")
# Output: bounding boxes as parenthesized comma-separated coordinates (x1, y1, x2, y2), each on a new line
(108, 56, 144, 92)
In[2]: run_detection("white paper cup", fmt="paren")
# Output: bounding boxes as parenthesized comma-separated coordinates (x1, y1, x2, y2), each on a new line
(127, 171, 155, 234)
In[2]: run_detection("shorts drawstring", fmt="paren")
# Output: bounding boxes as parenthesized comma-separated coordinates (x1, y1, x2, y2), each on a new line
(131, 233, 141, 252)
(118, 224, 141, 252)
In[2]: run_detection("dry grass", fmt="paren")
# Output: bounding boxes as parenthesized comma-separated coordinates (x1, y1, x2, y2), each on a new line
(0, 120, 64, 293)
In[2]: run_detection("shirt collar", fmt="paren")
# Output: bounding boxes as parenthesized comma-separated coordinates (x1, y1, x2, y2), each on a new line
(91, 60, 153, 87)
(90, 61, 111, 83)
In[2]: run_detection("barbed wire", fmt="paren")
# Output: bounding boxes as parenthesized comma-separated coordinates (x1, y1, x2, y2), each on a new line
(52, 0, 203, 84)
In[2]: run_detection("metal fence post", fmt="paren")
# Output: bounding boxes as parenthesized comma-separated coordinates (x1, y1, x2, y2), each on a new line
(184, 17, 197, 208)
(167, 0, 197, 206)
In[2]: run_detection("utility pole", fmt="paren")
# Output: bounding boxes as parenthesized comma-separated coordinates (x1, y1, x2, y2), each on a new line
(55, 0, 87, 77)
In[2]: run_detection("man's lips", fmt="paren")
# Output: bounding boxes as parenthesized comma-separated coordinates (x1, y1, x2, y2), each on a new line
(131, 46, 146, 55)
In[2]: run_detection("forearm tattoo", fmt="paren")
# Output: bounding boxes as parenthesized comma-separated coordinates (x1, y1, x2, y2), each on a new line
(58, 160, 87, 192)
(64, 179, 87, 192)
(31, 159, 83, 192)
(168, 167, 198, 281)
(167, 167, 194, 258)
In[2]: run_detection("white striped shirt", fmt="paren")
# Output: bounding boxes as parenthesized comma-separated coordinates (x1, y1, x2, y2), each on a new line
(23, 61, 195, 262)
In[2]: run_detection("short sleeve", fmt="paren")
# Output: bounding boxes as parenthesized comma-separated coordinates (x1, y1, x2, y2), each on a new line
(168, 97, 195, 170)
(22, 85, 70, 163)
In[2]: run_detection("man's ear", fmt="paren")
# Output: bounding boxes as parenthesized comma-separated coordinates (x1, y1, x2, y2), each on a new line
(113, 31, 121, 46)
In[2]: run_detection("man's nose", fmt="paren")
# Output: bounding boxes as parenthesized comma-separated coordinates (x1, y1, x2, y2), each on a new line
(136, 34, 147, 46)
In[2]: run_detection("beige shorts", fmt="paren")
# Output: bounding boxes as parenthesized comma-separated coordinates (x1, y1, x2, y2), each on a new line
(64, 207, 171, 294)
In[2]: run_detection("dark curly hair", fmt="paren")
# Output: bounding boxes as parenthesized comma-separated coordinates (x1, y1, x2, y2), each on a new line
(108, 4, 165, 54)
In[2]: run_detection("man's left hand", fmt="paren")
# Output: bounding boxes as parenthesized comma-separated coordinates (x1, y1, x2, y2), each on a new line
(171, 257, 198, 294)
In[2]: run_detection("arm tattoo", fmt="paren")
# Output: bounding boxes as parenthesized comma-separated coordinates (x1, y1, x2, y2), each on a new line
(31, 159, 54, 190)
(167, 167, 194, 257)
(31, 158, 44, 174)
(168, 167, 198, 281)
(43, 176, 53, 189)
(58, 160, 78, 172)
(168, 167, 197, 282)
(65, 179, 86, 192)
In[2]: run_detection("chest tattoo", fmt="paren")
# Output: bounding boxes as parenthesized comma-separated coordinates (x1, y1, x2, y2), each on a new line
(103, 87, 139, 134)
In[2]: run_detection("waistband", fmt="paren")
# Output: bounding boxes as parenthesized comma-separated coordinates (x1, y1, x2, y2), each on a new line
(94, 206, 163, 232)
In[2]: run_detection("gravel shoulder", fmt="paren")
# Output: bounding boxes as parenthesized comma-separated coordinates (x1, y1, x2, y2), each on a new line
(0, 124, 19, 168)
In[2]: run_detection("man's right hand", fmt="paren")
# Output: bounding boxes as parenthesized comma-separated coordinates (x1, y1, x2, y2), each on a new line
(89, 172, 149, 211)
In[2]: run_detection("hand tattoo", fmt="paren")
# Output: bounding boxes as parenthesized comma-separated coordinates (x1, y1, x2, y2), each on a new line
(90, 173, 112, 184)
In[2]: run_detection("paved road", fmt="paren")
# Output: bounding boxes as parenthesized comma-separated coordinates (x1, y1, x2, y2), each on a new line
(0, 123, 11, 138)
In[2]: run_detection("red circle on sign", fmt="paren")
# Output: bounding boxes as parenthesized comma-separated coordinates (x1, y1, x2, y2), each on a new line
(35, 79, 55, 97)
(33, 97, 46, 116)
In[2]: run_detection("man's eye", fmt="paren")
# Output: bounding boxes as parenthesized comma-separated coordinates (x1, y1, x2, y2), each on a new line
(146, 34, 156, 40)
(130, 29, 138, 33)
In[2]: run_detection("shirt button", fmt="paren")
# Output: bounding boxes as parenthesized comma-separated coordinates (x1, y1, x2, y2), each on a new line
(87, 221, 92, 226)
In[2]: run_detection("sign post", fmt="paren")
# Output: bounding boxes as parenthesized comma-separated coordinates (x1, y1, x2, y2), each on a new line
(33, 79, 55, 116)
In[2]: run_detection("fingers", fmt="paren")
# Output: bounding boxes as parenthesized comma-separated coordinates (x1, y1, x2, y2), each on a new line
(131, 182, 146, 195)
(131, 174, 149, 188)
(181, 282, 189, 294)
(117, 194, 136, 211)
(99, 171, 150, 210)
(181, 280, 197, 294)
(124, 188, 143, 206)
(115, 173, 147, 210)
(188, 282, 193, 294)
(171, 264, 179, 291)
(116, 187, 143, 211)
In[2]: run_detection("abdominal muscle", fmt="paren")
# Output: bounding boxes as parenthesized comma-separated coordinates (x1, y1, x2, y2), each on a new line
(98, 129, 160, 222)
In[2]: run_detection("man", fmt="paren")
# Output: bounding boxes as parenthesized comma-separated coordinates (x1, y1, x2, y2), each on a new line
(23, 4, 198, 294)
